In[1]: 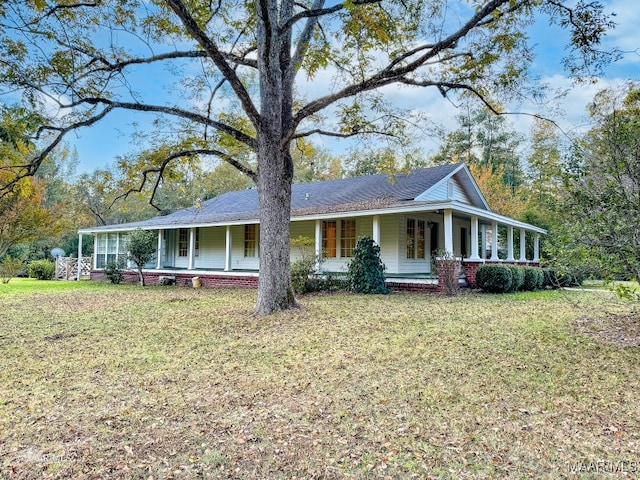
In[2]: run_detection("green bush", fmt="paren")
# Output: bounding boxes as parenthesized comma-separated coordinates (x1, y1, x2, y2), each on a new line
(104, 261, 124, 284)
(476, 264, 513, 293)
(28, 259, 55, 280)
(522, 266, 544, 291)
(506, 265, 524, 292)
(558, 269, 585, 287)
(291, 258, 315, 294)
(0, 255, 25, 284)
(542, 268, 559, 289)
(541, 267, 584, 289)
(347, 236, 389, 294)
(291, 235, 322, 293)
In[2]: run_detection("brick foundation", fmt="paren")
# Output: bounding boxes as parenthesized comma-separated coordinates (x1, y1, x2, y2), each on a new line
(462, 261, 481, 288)
(90, 270, 259, 288)
(90, 261, 541, 293)
(385, 281, 439, 293)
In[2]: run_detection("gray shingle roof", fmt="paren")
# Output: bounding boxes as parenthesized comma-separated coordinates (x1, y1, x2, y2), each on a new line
(85, 163, 463, 231)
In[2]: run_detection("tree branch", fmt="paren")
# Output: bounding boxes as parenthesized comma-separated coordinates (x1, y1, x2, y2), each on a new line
(289, 0, 515, 138)
(112, 148, 257, 210)
(0, 106, 115, 198)
(163, 0, 260, 127)
(70, 97, 257, 149)
(282, 0, 382, 32)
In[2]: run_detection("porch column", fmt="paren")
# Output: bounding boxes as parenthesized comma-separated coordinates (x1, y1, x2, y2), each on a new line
(443, 209, 454, 255)
(490, 221, 499, 260)
(315, 220, 322, 272)
(506, 226, 515, 262)
(470, 216, 480, 260)
(156, 230, 163, 269)
(372, 215, 380, 245)
(77, 233, 83, 280)
(519, 228, 527, 262)
(224, 225, 232, 272)
(188, 227, 196, 270)
(481, 224, 487, 259)
(533, 233, 540, 262)
(93, 234, 98, 269)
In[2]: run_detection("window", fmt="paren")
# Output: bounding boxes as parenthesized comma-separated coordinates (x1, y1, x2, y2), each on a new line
(194, 228, 200, 257)
(178, 228, 188, 257)
(406, 219, 415, 259)
(322, 221, 337, 258)
(341, 219, 356, 258)
(244, 224, 257, 257)
(407, 218, 426, 259)
(96, 232, 128, 268)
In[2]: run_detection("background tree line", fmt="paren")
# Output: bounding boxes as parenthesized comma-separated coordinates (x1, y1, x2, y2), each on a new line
(2, 82, 638, 284)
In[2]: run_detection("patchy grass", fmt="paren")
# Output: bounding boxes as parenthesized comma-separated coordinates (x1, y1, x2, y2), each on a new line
(1, 280, 639, 479)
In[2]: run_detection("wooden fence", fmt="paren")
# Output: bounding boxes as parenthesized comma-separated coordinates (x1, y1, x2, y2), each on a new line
(55, 256, 93, 280)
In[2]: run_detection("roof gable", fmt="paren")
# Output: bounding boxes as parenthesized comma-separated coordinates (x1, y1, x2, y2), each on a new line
(414, 163, 490, 210)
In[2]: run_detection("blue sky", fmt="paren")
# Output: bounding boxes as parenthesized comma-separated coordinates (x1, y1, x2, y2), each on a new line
(61, 0, 639, 175)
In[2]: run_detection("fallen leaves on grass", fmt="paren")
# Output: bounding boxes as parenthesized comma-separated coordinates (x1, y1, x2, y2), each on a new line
(574, 314, 640, 346)
(1, 281, 639, 479)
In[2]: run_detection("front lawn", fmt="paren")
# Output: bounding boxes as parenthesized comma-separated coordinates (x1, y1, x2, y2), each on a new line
(1, 279, 638, 478)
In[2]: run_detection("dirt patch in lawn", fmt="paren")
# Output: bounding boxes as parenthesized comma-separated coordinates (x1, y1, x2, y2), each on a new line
(574, 313, 640, 346)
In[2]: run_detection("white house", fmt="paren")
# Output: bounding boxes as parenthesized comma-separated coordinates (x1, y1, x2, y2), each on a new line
(77, 163, 545, 290)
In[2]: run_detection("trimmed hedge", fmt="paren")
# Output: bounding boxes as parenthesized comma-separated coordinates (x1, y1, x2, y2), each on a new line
(522, 266, 544, 291)
(542, 268, 584, 289)
(477, 264, 547, 293)
(507, 265, 524, 292)
(476, 265, 513, 293)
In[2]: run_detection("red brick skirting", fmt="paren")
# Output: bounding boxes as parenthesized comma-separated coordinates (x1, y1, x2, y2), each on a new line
(385, 281, 438, 293)
(91, 261, 542, 292)
(90, 270, 258, 288)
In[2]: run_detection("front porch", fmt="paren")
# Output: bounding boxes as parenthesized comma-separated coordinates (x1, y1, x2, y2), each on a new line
(80, 204, 545, 292)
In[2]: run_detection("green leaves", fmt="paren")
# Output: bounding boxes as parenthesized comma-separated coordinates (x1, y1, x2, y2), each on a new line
(347, 236, 388, 294)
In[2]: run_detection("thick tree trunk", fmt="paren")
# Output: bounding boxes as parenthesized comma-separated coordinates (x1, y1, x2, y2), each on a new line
(255, 146, 296, 314)
(253, 0, 297, 314)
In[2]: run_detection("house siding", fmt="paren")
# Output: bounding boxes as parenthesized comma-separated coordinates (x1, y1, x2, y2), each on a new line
(397, 213, 432, 274)
(194, 226, 226, 269)
(452, 176, 472, 203)
(374, 214, 395, 273)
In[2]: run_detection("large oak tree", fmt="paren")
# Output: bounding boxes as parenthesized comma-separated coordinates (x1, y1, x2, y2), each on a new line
(0, 0, 615, 313)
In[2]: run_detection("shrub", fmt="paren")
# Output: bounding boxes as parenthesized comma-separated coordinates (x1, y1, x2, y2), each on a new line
(28, 259, 55, 280)
(347, 236, 389, 294)
(522, 266, 544, 291)
(0, 254, 24, 283)
(104, 261, 124, 284)
(541, 267, 584, 288)
(0, 255, 25, 284)
(558, 269, 585, 287)
(290, 236, 323, 294)
(542, 268, 559, 289)
(476, 264, 513, 293)
(506, 265, 524, 292)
